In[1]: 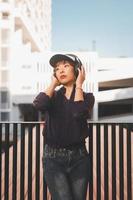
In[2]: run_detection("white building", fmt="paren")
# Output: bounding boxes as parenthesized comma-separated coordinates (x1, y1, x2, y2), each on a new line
(0, 0, 52, 121)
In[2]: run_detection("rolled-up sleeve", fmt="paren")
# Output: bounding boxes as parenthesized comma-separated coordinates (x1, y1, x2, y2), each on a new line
(33, 92, 52, 112)
(70, 93, 95, 119)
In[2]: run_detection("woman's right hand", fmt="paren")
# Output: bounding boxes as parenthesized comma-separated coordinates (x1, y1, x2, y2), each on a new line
(51, 75, 61, 88)
(43, 75, 60, 98)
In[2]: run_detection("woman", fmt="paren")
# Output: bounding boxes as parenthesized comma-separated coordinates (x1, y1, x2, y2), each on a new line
(33, 54, 95, 200)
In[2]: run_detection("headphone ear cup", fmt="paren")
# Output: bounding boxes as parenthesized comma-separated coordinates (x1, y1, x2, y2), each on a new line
(75, 63, 80, 78)
(53, 69, 56, 77)
(75, 57, 82, 77)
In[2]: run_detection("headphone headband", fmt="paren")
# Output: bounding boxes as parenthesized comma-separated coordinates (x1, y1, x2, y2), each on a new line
(66, 54, 82, 67)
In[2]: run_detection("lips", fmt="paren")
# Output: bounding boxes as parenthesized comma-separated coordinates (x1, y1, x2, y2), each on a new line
(60, 75, 67, 79)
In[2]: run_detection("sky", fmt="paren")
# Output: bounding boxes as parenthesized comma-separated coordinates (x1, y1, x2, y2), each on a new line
(52, 0, 133, 57)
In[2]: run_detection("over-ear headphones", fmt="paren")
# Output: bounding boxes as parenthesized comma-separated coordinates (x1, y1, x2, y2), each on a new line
(65, 54, 82, 78)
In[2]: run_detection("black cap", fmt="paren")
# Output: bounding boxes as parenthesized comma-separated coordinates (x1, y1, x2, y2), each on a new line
(49, 54, 78, 67)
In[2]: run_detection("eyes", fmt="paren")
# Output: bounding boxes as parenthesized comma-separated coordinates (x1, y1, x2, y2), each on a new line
(55, 64, 70, 72)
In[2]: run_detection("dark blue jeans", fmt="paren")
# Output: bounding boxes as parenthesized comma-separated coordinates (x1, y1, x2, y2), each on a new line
(42, 144, 90, 200)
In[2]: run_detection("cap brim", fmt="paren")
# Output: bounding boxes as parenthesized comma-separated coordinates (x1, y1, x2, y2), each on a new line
(49, 54, 75, 67)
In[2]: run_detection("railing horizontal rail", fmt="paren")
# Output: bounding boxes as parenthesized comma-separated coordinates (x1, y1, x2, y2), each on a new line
(0, 122, 132, 200)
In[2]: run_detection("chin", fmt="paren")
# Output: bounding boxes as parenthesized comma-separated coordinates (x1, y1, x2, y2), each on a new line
(59, 78, 75, 85)
(59, 80, 68, 85)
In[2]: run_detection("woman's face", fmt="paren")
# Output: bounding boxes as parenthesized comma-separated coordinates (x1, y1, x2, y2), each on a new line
(54, 60, 75, 85)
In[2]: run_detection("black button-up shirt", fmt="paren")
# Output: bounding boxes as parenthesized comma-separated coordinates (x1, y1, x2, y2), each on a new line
(33, 86, 95, 148)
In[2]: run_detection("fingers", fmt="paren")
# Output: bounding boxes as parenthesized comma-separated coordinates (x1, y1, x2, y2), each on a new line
(78, 65, 85, 76)
(51, 75, 61, 86)
(81, 65, 85, 75)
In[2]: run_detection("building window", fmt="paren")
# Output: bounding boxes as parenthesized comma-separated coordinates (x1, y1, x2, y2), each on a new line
(1, 112, 9, 121)
(22, 65, 31, 69)
(1, 91, 9, 103)
(37, 62, 39, 72)
(1, 29, 11, 44)
(22, 86, 31, 90)
(36, 82, 39, 91)
(2, 12, 10, 19)
(99, 100, 133, 118)
(1, 71, 9, 83)
(1, 47, 10, 66)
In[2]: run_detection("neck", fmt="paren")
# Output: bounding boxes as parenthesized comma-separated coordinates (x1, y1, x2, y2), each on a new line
(63, 83, 75, 98)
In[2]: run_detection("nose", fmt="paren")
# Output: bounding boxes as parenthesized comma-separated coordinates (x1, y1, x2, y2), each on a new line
(59, 68, 65, 74)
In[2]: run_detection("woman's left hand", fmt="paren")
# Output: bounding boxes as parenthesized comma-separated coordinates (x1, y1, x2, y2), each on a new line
(75, 65, 85, 87)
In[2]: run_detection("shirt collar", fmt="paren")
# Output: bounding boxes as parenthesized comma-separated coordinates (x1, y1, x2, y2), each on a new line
(59, 84, 76, 101)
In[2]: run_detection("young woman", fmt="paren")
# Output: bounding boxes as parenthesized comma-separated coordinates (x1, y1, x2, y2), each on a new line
(33, 54, 95, 200)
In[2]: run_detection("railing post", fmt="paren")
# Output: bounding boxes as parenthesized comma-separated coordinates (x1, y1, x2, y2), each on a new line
(0, 124, 2, 199)
(20, 123, 26, 200)
(43, 130, 48, 200)
(35, 124, 40, 200)
(28, 123, 33, 200)
(104, 123, 108, 200)
(127, 124, 132, 200)
(12, 123, 18, 200)
(96, 123, 101, 200)
(89, 123, 93, 200)
(4, 123, 10, 200)
(119, 124, 124, 200)
(111, 123, 116, 200)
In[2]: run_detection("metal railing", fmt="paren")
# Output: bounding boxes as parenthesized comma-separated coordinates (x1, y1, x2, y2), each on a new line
(0, 122, 132, 200)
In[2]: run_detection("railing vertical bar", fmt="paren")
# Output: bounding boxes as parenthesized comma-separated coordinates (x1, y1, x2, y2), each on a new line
(0, 124, 2, 199)
(119, 124, 124, 200)
(111, 124, 116, 200)
(89, 123, 93, 200)
(28, 123, 33, 200)
(126, 124, 132, 200)
(96, 123, 101, 200)
(4, 123, 10, 200)
(104, 124, 108, 200)
(35, 124, 40, 200)
(43, 130, 47, 200)
(20, 123, 25, 200)
(12, 123, 18, 200)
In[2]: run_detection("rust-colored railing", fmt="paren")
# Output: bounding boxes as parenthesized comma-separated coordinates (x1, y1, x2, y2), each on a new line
(0, 122, 132, 200)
